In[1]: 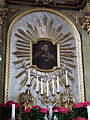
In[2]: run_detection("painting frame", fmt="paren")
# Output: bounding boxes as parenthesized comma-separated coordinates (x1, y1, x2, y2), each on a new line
(30, 38, 60, 72)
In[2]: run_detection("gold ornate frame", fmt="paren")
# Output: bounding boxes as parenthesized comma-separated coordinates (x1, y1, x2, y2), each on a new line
(4, 8, 85, 103)
(30, 38, 60, 72)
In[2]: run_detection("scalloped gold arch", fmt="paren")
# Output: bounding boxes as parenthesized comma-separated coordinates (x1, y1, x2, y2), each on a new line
(4, 8, 85, 103)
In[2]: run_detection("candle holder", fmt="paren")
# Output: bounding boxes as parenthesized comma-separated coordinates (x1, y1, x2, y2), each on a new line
(58, 84, 76, 110)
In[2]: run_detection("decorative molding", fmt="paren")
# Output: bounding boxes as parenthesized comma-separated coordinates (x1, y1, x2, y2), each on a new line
(0, 0, 5, 5)
(35, 0, 57, 5)
(6, 0, 86, 10)
(66, 12, 77, 23)
(79, 2, 90, 35)
(0, 8, 7, 25)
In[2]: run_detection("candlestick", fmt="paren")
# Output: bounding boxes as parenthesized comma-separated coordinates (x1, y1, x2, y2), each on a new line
(57, 76, 60, 93)
(47, 80, 49, 97)
(36, 75, 39, 92)
(12, 104, 15, 120)
(41, 78, 43, 95)
(66, 70, 68, 85)
(87, 106, 90, 120)
(52, 78, 55, 95)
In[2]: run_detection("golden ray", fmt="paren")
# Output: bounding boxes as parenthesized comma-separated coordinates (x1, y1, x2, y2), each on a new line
(19, 75, 28, 90)
(60, 54, 76, 58)
(15, 66, 30, 78)
(60, 51, 74, 54)
(18, 29, 33, 41)
(16, 47, 30, 51)
(54, 79, 57, 89)
(44, 82, 47, 93)
(55, 32, 71, 44)
(17, 40, 30, 45)
(13, 51, 30, 55)
(27, 22, 38, 38)
(68, 74, 74, 80)
(60, 37, 74, 44)
(30, 76, 34, 86)
(34, 26, 40, 37)
(60, 43, 72, 47)
(49, 81, 52, 93)
(39, 81, 41, 93)
(43, 14, 47, 37)
(60, 47, 75, 50)
(52, 25, 63, 39)
(26, 30, 36, 40)
(49, 28, 55, 38)
(47, 19, 53, 37)
(66, 63, 76, 68)
(17, 63, 30, 69)
(61, 57, 74, 62)
(13, 58, 30, 64)
(33, 80, 37, 90)
(37, 19, 43, 36)
(16, 55, 30, 58)
(20, 75, 28, 85)
(54, 33, 63, 41)
(59, 79, 63, 86)
(16, 43, 30, 48)
(15, 33, 30, 42)
(60, 64, 72, 73)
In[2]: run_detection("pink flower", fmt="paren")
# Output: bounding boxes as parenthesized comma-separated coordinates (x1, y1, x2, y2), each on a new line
(59, 107, 69, 113)
(7, 100, 16, 108)
(24, 107, 31, 114)
(52, 106, 60, 112)
(0, 103, 7, 108)
(40, 108, 49, 113)
(7, 100, 20, 109)
(83, 101, 90, 108)
(32, 105, 41, 109)
(73, 102, 84, 108)
(53, 109, 59, 112)
(72, 117, 88, 120)
(83, 101, 90, 106)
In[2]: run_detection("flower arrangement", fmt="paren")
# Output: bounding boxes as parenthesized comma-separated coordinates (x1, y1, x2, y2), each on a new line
(0, 100, 21, 120)
(0, 100, 89, 120)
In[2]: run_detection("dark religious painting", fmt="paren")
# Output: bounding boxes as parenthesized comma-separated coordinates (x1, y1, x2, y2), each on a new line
(32, 41, 57, 70)
(6, 0, 86, 9)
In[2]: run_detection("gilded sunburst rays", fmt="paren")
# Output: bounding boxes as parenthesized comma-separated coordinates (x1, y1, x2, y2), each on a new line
(13, 14, 76, 90)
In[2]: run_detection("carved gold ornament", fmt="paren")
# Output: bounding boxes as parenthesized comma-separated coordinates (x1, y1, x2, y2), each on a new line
(0, 8, 7, 25)
(79, 2, 90, 35)
(35, 0, 57, 5)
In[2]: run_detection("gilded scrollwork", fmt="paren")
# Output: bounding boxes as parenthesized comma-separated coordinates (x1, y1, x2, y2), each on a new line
(0, 8, 7, 25)
(79, 2, 90, 35)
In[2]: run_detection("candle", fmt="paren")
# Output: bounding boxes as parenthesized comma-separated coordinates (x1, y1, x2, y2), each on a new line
(57, 76, 60, 92)
(52, 78, 55, 95)
(47, 80, 49, 97)
(66, 70, 68, 85)
(87, 106, 90, 120)
(12, 104, 15, 120)
(41, 78, 43, 95)
(28, 69, 30, 84)
(36, 75, 39, 92)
